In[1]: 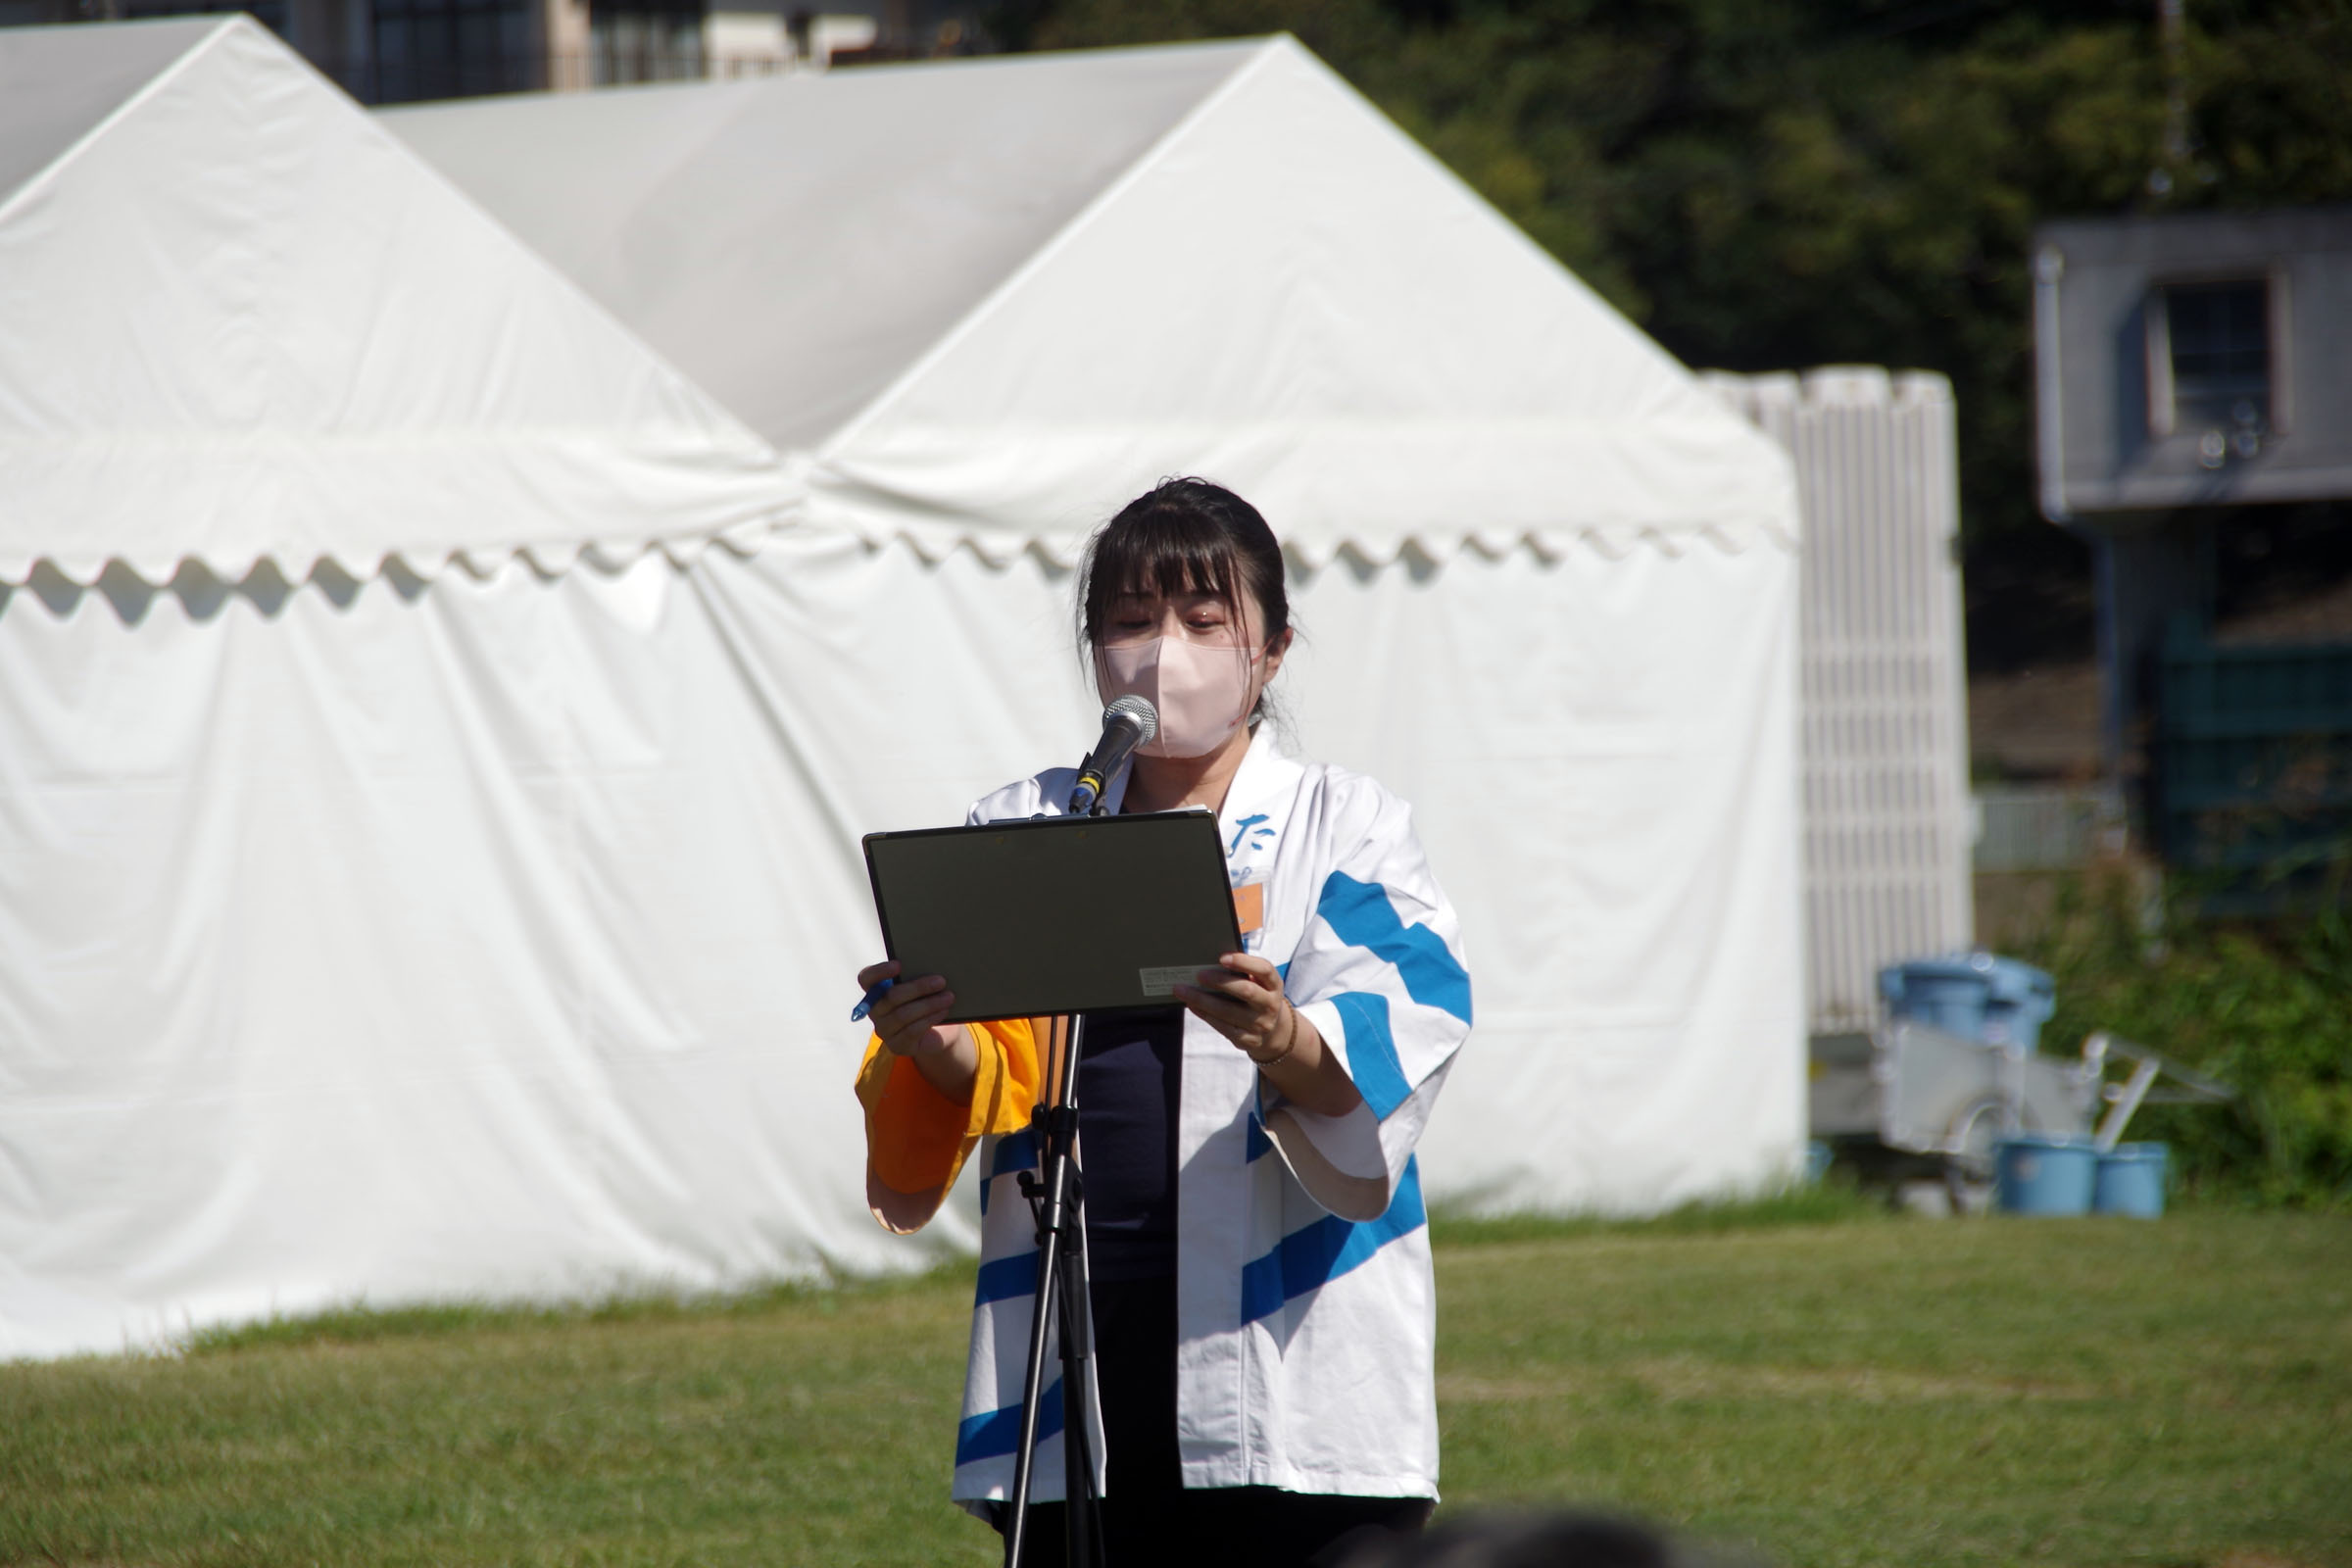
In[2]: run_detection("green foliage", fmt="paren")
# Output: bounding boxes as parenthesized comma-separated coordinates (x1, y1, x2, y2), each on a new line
(997, 0, 2352, 553)
(2023, 866, 2352, 1208)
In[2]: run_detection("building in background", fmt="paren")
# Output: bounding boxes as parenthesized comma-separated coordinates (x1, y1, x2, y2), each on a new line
(2034, 207, 2352, 899)
(0, 0, 981, 101)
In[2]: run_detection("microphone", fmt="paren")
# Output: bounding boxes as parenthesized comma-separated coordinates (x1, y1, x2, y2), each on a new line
(1067, 696, 1157, 816)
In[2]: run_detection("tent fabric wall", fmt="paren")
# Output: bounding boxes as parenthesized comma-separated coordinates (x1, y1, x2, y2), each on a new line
(1281, 540, 1803, 1212)
(0, 537, 1086, 1359)
(0, 526, 1796, 1358)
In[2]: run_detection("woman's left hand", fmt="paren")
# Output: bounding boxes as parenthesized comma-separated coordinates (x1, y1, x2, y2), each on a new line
(1173, 952, 1296, 1064)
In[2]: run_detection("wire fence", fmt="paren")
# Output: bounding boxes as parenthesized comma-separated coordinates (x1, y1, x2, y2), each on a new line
(1974, 784, 2128, 873)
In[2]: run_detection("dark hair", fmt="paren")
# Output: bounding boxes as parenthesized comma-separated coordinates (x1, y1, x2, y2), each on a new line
(1078, 477, 1293, 722)
(1079, 477, 1290, 652)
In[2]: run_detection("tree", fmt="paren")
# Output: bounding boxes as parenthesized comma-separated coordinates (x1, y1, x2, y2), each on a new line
(994, 1, 2352, 660)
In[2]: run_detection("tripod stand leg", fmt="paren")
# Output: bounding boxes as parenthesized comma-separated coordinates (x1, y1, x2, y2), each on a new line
(1002, 1184, 1064, 1568)
(1002, 1014, 1105, 1568)
(1056, 1184, 1103, 1565)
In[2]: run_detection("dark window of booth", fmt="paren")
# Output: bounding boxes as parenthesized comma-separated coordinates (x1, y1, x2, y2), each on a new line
(2164, 279, 2271, 432)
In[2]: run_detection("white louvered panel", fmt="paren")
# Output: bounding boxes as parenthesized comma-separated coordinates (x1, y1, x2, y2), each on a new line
(1704, 368, 1974, 1033)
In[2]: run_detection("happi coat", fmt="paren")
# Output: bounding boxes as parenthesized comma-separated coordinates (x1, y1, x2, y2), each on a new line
(854, 726, 1472, 1507)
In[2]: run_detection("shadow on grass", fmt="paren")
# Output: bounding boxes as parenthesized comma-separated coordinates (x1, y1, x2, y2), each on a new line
(1428, 1181, 1890, 1247)
(184, 1255, 974, 1356)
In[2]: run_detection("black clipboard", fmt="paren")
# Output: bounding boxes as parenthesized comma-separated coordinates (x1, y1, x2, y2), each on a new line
(862, 810, 1243, 1023)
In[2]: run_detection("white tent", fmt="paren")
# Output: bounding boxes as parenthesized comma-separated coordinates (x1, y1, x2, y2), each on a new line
(388, 37, 1807, 1205)
(1, 20, 1804, 1360)
(0, 17, 887, 1360)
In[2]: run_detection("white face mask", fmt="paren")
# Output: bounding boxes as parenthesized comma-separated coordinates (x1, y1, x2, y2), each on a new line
(1096, 636, 1262, 760)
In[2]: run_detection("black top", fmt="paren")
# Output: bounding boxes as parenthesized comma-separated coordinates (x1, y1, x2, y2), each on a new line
(1076, 1005, 1183, 1283)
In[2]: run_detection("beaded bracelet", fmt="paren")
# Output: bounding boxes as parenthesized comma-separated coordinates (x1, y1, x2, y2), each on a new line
(1250, 1000, 1300, 1069)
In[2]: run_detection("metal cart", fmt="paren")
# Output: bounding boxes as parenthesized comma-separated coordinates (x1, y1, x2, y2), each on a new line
(1808, 1025, 2233, 1207)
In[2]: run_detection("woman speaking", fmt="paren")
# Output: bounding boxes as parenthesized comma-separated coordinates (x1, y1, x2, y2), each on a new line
(853, 479, 1473, 1567)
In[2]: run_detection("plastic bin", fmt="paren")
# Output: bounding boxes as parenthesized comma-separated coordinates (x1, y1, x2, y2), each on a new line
(1993, 1134, 2097, 1215)
(1880, 952, 2056, 1054)
(2093, 1143, 2170, 1218)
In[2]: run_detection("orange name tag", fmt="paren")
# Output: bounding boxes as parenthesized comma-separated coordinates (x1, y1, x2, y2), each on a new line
(1232, 881, 1264, 937)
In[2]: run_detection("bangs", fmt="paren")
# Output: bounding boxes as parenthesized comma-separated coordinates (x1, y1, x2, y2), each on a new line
(1076, 476, 1289, 661)
(1082, 506, 1248, 639)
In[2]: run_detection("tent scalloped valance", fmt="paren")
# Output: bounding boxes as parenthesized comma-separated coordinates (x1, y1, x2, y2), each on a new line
(834, 517, 1801, 572)
(0, 514, 1798, 594)
(0, 521, 792, 593)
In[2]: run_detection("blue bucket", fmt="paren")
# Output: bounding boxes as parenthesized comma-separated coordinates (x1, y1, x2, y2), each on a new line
(1880, 953, 2056, 1054)
(2093, 1143, 2170, 1218)
(1994, 1134, 2097, 1215)
(1977, 956, 2058, 1054)
(1880, 959, 1993, 1039)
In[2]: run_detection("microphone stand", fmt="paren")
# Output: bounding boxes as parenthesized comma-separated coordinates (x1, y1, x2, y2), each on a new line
(1003, 801, 1110, 1568)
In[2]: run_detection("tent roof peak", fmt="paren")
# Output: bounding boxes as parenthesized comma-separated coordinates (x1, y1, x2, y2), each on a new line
(0, 15, 240, 213)
(383, 38, 1271, 451)
(0, 15, 798, 588)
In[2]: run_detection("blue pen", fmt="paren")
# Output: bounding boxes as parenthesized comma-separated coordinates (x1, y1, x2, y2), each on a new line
(850, 977, 895, 1023)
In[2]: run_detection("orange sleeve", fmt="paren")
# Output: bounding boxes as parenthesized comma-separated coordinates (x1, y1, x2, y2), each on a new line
(854, 1017, 1045, 1234)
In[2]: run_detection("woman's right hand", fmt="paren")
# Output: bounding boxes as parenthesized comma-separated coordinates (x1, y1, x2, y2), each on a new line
(859, 960, 962, 1058)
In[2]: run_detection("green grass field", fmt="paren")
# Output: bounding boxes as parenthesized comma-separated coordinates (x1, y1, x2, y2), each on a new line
(4, 1206, 2346, 1567)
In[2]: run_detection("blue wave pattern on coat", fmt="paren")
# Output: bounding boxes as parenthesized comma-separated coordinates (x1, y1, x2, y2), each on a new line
(1312, 871, 1473, 1117)
(1240, 1157, 1426, 1324)
(956, 1377, 1064, 1467)
(973, 1250, 1039, 1305)
(1245, 1110, 1274, 1161)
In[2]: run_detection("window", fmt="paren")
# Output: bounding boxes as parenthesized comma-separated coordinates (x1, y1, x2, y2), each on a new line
(2147, 275, 2284, 464)
(2166, 279, 2270, 430)
(590, 0, 706, 85)
(115, 0, 292, 41)
(371, 0, 534, 103)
